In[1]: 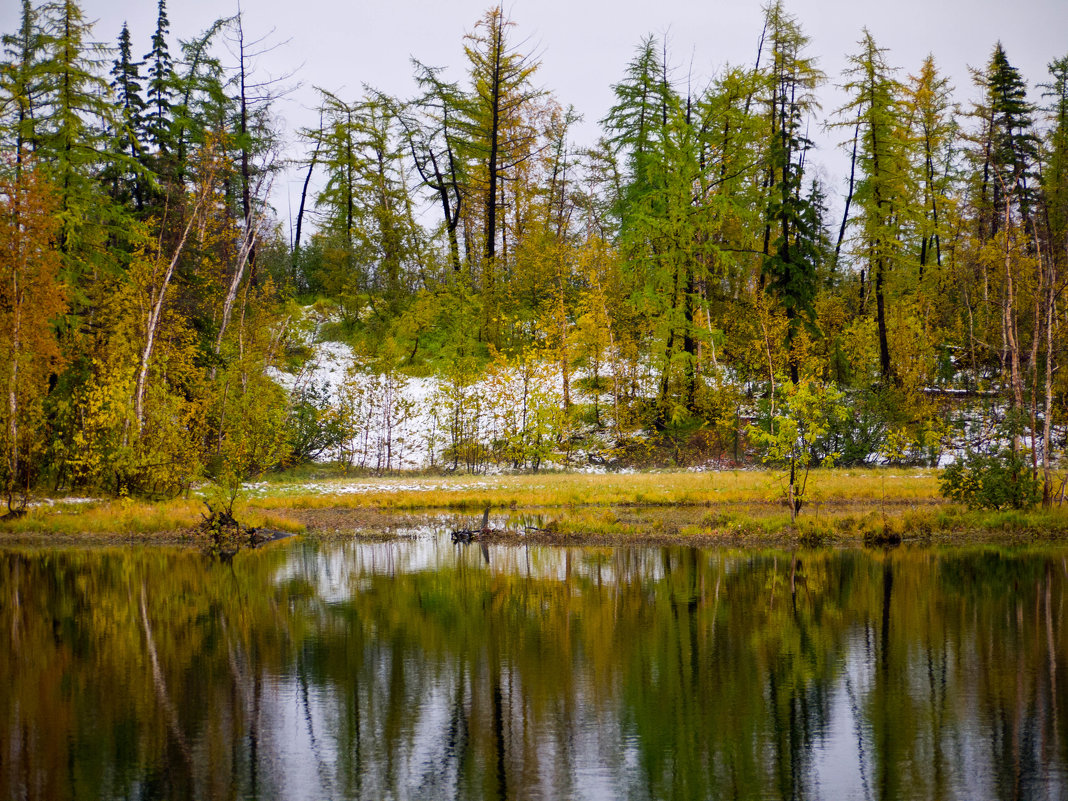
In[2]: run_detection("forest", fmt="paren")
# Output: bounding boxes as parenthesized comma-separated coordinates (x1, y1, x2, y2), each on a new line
(1, 0, 1067, 513)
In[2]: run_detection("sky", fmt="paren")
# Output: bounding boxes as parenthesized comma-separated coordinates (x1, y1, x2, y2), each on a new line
(3, 0, 1067, 232)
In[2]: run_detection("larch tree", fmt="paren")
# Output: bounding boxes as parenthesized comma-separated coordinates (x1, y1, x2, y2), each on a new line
(904, 55, 955, 283)
(35, 0, 116, 261)
(404, 60, 469, 274)
(459, 4, 541, 336)
(758, 1, 824, 385)
(0, 166, 67, 511)
(1036, 54, 1068, 502)
(838, 29, 909, 385)
(0, 0, 47, 175)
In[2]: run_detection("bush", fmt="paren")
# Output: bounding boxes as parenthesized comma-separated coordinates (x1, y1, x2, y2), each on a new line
(939, 448, 1038, 510)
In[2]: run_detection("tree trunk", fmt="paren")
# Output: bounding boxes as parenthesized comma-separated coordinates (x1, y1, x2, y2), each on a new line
(875, 257, 892, 382)
(212, 209, 265, 377)
(6, 259, 20, 506)
(834, 120, 860, 268)
(134, 194, 205, 434)
(293, 120, 321, 283)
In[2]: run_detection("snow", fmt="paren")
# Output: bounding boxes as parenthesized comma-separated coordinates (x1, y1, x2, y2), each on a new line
(268, 308, 1066, 475)
(243, 478, 508, 497)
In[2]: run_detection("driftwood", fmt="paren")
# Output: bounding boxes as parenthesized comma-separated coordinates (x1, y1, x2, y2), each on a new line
(1, 506, 27, 522)
(451, 507, 490, 544)
(189, 504, 295, 560)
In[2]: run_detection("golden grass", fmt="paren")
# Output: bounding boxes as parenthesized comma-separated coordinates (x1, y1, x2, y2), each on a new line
(0, 497, 305, 541)
(7, 467, 1064, 545)
(494, 501, 1068, 546)
(250, 467, 941, 512)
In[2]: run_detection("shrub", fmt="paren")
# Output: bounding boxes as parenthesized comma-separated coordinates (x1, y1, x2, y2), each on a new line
(939, 448, 1038, 511)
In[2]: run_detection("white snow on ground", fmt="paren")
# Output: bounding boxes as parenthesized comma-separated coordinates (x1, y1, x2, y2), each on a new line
(242, 479, 511, 497)
(27, 497, 98, 508)
(268, 308, 1065, 474)
(270, 323, 597, 471)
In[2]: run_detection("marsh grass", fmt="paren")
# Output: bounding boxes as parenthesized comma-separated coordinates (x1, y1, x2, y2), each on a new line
(5, 468, 1067, 544)
(0, 498, 305, 540)
(251, 467, 941, 512)
(488, 496, 1068, 546)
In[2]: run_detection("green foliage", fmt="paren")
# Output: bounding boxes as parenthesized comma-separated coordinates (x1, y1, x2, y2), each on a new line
(0, 1, 1066, 488)
(752, 380, 850, 469)
(939, 448, 1039, 510)
(285, 381, 343, 464)
(751, 379, 849, 518)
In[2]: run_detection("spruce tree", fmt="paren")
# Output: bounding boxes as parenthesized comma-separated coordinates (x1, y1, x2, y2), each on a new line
(143, 0, 172, 155)
(980, 43, 1039, 235)
(107, 22, 146, 207)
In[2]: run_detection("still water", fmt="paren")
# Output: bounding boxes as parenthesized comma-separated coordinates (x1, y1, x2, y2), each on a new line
(1, 537, 1065, 800)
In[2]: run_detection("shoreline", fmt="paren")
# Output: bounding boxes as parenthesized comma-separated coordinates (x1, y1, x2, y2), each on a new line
(1, 468, 1065, 549)
(3, 500, 1067, 550)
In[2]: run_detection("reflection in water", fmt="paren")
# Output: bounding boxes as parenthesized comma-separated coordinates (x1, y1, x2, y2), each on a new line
(1, 540, 1066, 800)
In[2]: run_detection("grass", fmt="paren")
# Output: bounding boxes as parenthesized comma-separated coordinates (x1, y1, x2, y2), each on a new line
(4, 467, 1067, 546)
(483, 501, 1068, 547)
(247, 466, 942, 512)
(0, 497, 305, 542)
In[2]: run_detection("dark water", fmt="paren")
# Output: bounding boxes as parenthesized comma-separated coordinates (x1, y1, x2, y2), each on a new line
(1, 538, 1066, 800)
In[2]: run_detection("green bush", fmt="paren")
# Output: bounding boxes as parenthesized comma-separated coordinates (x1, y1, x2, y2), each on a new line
(939, 448, 1038, 510)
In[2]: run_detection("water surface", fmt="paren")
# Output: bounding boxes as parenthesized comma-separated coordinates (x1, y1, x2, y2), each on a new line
(1, 538, 1065, 800)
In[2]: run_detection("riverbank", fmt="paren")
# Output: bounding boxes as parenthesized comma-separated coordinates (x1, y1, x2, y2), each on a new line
(2, 468, 1067, 547)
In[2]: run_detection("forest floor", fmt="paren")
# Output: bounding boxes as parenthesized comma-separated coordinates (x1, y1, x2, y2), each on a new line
(2, 467, 1068, 548)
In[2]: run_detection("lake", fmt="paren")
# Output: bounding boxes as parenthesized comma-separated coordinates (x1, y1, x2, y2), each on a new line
(1, 536, 1065, 800)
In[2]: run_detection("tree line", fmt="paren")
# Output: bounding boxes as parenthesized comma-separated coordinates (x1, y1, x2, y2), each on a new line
(2, 1, 1067, 507)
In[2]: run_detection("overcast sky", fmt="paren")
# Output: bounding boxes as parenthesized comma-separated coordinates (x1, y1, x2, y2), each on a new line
(4, 0, 1067, 230)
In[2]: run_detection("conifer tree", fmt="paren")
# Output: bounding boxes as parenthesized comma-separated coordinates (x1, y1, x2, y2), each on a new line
(839, 30, 908, 383)
(404, 60, 469, 273)
(1043, 56, 1068, 265)
(0, 167, 67, 510)
(758, 2, 824, 384)
(107, 22, 146, 207)
(142, 0, 172, 155)
(972, 44, 1039, 241)
(603, 35, 674, 225)
(460, 6, 541, 271)
(904, 55, 955, 280)
(35, 0, 115, 259)
(0, 0, 46, 173)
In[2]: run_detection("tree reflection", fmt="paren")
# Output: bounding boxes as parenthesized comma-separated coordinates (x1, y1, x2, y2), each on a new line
(0, 542, 1065, 800)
